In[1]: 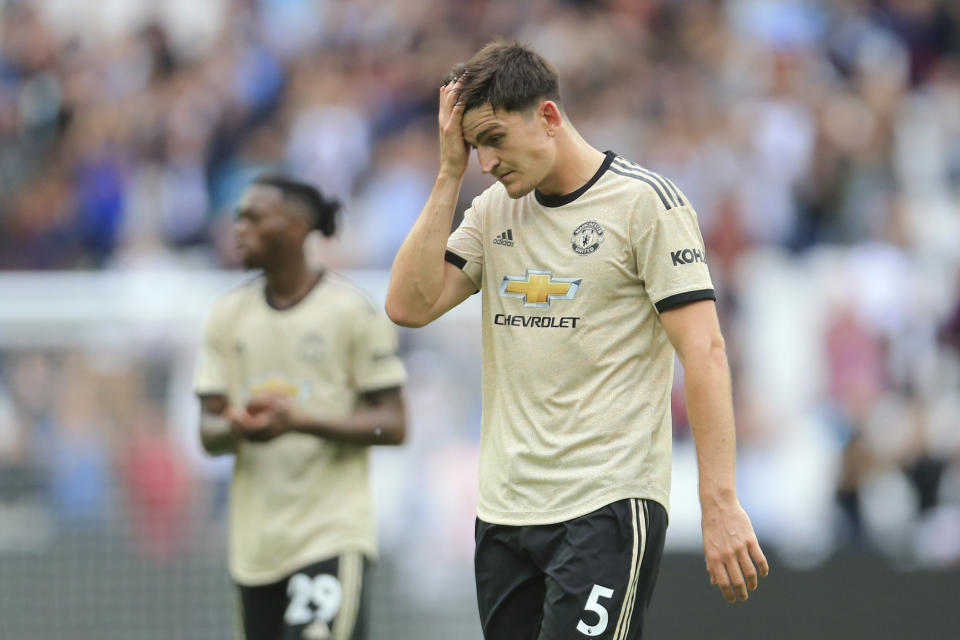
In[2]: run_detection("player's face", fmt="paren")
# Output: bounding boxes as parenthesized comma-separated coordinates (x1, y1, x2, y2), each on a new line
(234, 185, 297, 269)
(462, 103, 556, 199)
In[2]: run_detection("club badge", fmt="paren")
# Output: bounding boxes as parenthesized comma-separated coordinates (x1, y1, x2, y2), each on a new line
(571, 221, 605, 255)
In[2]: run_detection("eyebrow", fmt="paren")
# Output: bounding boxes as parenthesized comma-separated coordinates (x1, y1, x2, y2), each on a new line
(464, 126, 503, 147)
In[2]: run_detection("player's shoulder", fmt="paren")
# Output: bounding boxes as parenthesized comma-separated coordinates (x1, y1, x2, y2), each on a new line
(202, 274, 262, 334)
(321, 271, 379, 315)
(467, 181, 511, 217)
(212, 273, 262, 306)
(605, 154, 689, 215)
(207, 274, 261, 317)
(210, 273, 261, 305)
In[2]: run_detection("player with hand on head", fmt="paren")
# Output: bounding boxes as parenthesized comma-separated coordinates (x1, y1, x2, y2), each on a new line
(195, 174, 408, 640)
(385, 40, 768, 639)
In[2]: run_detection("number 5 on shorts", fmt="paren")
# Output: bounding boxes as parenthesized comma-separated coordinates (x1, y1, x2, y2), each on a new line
(576, 584, 615, 636)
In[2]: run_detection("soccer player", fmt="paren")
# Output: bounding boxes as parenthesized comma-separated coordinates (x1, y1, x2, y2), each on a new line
(195, 175, 407, 640)
(385, 41, 768, 639)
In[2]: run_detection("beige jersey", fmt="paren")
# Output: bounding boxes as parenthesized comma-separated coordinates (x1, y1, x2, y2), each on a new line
(446, 151, 714, 526)
(194, 273, 406, 585)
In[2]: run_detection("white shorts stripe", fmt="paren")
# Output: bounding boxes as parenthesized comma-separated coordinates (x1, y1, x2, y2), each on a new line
(613, 499, 642, 640)
(621, 500, 649, 640)
(234, 589, 246, 640)
(332, 552, 363, 640)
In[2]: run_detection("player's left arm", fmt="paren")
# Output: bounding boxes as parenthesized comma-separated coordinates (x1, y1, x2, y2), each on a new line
(659, 299, 769, 603)
(243, 386, 407, 446)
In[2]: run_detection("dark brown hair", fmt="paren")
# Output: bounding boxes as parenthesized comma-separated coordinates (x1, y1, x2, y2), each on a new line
(251, 174, 341, 237)
(444, 40, 561, 114)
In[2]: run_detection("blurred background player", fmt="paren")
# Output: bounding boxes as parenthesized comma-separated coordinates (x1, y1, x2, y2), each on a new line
(195, 174, 407, 640)
(386, 41, 767, 639)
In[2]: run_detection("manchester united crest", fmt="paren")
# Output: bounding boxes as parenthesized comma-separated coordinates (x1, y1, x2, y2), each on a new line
(571, 221, 605, 255)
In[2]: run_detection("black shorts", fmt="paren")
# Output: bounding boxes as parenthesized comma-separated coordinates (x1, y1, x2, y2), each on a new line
(236, 552, 368, 640)
(475, 498, 667, 640)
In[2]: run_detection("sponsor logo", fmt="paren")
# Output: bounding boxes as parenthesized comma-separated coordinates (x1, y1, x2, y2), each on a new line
(493, 228, 514, 247)
(499, 269, 582, 308)
(670, 248, 705, 266)
(247, 374, 308, 401)
(494, 314, 580, 328)
(571, 220, 605, 255)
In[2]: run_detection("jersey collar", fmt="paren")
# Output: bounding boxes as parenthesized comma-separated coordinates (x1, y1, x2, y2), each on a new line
(534, 150, 616, 208)
(264, 271, 325, 311)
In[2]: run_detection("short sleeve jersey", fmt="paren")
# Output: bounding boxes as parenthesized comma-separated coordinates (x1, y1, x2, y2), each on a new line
(446, 152, 714, 526)
(194, 273, 407, 585)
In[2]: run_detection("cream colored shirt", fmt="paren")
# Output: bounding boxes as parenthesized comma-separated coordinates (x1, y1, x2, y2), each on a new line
(446, 152, 714, 525)
(194, 273, 406, 585)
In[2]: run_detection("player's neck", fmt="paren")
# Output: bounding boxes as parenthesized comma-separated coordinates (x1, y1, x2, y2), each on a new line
(263, 257, 320, 310)
(536, 127, 605, 197)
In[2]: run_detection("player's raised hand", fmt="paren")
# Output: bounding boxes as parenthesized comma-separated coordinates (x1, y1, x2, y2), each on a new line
(438, 72, 470, 179)
(701, 496, 769, 603)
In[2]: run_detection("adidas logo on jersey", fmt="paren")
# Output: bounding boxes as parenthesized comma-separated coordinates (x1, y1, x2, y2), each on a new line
(493, 229, 514, 247)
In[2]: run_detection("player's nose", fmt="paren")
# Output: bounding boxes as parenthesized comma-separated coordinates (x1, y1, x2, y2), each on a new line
(477, 147, 499, 174)
(234, 220, 255, 244)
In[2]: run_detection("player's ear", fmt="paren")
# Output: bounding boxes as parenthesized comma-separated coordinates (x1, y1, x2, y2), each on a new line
(284, 209, 310, 237)
(539, 100, 562, 137)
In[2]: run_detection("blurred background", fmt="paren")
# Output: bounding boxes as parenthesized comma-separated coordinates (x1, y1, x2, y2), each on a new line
(1, 0, 959, 638)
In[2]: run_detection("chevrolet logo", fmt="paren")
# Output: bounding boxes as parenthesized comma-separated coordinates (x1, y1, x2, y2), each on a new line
(499, 269, 582, 308)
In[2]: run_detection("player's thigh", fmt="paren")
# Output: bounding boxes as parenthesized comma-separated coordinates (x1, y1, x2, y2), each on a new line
(237, 579, 287, 640)
(538, 498, 667, 640)
(281, 552, 369, 640)
(475, 519, 546, 640)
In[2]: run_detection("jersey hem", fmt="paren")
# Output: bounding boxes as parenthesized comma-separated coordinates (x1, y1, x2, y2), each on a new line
(231, 542, 378, 586)
(355, 374, 407, 394)
(356, 380, 406, 394)
(194, 386, 228, 396)
(444, 250, 467, 269)
(444, 248, 482, 290)
(654, 288, 716, 313)
(476, 487, 670, 527)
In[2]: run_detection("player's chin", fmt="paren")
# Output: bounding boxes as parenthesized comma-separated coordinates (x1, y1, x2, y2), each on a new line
(502, 178, 535, 200)
(240, 253, 266, 270)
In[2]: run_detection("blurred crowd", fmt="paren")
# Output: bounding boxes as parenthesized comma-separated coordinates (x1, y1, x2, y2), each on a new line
(2, 0, 960, 575)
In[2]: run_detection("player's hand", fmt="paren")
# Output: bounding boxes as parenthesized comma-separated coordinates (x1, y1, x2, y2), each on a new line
(438, 74, 470, 179)
(700, 495, 769, 603)
(233, 394, 297, 442)
(222, 407, 252, 437)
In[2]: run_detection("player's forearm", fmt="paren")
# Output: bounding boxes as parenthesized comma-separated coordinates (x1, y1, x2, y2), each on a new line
(291, 405, 406, 446)
(199, 412, 238, 455)
(385, 172, 462, 325)
(682, 339, 738, 503)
